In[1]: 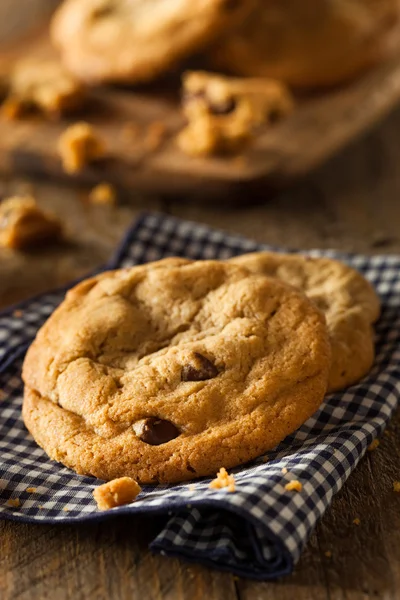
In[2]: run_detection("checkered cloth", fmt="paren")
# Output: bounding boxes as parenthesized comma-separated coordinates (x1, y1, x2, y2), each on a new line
(0, 213, 399, 580)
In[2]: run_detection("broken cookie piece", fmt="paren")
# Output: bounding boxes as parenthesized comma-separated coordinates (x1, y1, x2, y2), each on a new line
(58, 122, 105, 174)
(93, 477, 141, 510)
(177, 71, 294, 156)
(0, 196, 63, 250)
(2, 59, 85, 119)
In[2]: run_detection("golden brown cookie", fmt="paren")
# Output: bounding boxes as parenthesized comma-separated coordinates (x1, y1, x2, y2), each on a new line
(211, 0, 400, 88)
(51, 0, 255, 84)
(229, 252, 380, 392)
(22, 258, 331, 484)
(177, 71, 294, 156)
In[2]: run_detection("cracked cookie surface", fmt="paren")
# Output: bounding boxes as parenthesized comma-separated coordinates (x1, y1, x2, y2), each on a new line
(230, 252, 380, 392)
(22, 257, 331, 483)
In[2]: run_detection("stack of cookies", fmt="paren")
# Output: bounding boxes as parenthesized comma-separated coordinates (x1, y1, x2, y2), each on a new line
(22, 253, 380, 486)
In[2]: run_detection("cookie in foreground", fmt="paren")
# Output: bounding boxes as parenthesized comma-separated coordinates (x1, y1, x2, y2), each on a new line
(230, 252, 380, 392)
(22, 257, 331, 483)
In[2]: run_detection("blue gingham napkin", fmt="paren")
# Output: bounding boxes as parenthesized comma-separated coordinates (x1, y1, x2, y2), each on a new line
(0, 212, 399, 580)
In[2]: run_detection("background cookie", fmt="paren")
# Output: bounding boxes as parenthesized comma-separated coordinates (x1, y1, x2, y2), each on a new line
(211, 0, 400, 88)
(22, 258, 331, 483)
(230, 252, 380, 392)
(51, 0, 255, 84)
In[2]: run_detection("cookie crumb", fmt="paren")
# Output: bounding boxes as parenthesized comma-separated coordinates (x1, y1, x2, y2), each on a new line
(188, 484, 196, 491)
(281, 467, 288, 474)
(25, 487, 37, 494)
(393, 481, 400, 493)
(353, 517, 361, 525)
(6, 498, 20, 508)
(63, 507, 69, 512)
(0, 196, 63, 250)
(58, 122, 105, 174)
(209, 467, 236, 492)
(368, 439, 380, 451)
(145, 121, 167, 152)
(39, 505, 44, 509)
(285, 480, 302, 492)
(13, 309, 23, 318)
(88, 183, 117, 206)
(324, 551, 332, 558)
(93, 477, 141, 511)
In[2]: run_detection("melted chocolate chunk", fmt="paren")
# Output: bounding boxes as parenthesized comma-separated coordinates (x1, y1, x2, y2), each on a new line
(181, 352, 219, 382)
(223, 0, 241, 10)
(133, 417, 180, 445)
(92, 3, 114, 20)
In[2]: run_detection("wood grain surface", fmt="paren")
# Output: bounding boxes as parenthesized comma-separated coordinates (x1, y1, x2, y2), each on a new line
(1, 99, 400, 600)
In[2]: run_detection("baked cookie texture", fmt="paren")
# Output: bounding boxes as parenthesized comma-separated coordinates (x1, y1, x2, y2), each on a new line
(22, 258, 331, 483)
(50, 0, 255, 84)
(177, 71, 294, 156)
(211, 0, 400, 88)
(2, 59, 85, 119)
(230, 252, 380, 392)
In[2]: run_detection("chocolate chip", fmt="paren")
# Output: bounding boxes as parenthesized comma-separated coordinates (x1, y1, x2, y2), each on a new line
(223, 0, 241, 10)
(209, 97, 237, 116)
(133, 418, 180, 445)
(181, 353, 219, 382)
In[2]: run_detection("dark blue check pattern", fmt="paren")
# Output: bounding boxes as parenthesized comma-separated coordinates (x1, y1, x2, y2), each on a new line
(0, 212, 399, 580)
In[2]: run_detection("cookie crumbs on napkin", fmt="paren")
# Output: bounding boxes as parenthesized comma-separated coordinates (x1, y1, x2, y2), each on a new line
(6, 498, 20, 508)
(209, 468, 236, 492)
(353, 517, 361, 525)
(285, 481, 302, 492)
(393, 481, 400, 493)
(93, 477, 141, 510)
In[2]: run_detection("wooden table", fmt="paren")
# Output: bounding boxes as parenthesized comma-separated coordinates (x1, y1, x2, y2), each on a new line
(1, 103, 400, 600)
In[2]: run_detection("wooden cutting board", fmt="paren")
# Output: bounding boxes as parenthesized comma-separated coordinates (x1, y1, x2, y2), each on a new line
(2, 0, 400, 199)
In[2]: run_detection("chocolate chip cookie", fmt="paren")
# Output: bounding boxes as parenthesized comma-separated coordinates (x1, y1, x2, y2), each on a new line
(230, 252, 380, 392)
(211, 0, 400, 88)
(51, 0, 255, 84)
(22, 258, 331, 483)
(177, 71, 294, 156)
